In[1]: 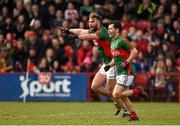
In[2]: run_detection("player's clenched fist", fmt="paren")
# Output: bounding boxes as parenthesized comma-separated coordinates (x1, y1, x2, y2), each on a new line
(104, 65, 111, 72)
(56, 27, 70, 34)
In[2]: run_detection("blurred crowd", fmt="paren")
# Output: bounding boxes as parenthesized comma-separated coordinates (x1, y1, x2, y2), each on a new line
(0, 0, 179, 95)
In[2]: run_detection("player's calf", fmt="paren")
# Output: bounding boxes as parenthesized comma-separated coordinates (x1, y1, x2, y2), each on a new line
(132, 86, 149, 100)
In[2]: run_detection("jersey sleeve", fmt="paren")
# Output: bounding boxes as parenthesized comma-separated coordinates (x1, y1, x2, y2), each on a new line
(119, 39, 131, 51)
(95, 28, 109, 40)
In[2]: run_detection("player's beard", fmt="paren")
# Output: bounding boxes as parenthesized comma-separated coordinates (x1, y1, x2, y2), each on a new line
(89, 25, 98, 32)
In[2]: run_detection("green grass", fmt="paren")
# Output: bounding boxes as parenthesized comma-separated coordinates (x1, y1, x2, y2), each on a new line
(0, 102, 180, 125)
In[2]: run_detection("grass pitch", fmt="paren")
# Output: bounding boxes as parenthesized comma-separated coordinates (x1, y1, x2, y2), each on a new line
(0, 102, 180, 125)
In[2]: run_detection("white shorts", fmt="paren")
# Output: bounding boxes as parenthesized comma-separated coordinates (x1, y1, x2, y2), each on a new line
(99, 64, 116, 79)
(116, 75, 134, 87)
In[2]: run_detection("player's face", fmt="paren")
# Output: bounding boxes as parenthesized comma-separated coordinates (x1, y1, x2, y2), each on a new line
(108, 24, 116, 38)
(88, 18, 98, 31)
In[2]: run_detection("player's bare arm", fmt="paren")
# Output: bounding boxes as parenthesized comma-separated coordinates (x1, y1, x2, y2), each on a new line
(77, 33, 99, 40)
(69, 29, 89, 35)
(126, 48, 138, 63)
(56, 27, 89, 35)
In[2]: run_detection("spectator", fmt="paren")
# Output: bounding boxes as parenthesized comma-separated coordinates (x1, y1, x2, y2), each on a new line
(64, 2, 78, 20)
(37, 57, 49, 72)
(135, 52, 150, 72)
(164, 14, 173, 33)
(0, 0, 178, 79)
(136, 30, 148, 53)
(13, 0, 29, 20)
(53, 0, 67, 12)
(0, 49, 7, 72)
(14, 15, 28, 39)
(4, 42, 14, 72)
(120, 13, 135, 31)
(45, 48, 55, 68)
(52, 60, 63, 73)
(13, 38, 27, 72)
(68, 11, 79, 28)
(89, 46, 102, 72)
(154, 55, 166, 88)
(51, 10, 64, 29)
(165, 57, 178, 102)
(152, 5, 164, 22)
(137, 0, 157, 19)
(80, 0, 94, 17)
(51, 38, 64, 62)
(32, 19, 43, 38)
(112, 0, 126, 20)
(170, 3, 179, 21)
(77, 40, 92, 71)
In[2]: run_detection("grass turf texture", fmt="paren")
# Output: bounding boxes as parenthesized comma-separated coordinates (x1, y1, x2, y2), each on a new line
(0, 102, 180, 125)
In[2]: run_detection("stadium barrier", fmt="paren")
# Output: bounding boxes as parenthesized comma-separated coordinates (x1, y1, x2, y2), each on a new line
(0, 72, 179, 102)
(0, 73, 88, 101)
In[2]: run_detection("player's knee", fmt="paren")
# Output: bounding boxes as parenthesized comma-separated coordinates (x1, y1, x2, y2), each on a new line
(91, 83, 99, 92)
(113, 92, 120, 100)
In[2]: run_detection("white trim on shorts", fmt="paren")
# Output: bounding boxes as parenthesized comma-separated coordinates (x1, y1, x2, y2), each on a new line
(116, 75, 134, 87)
(99, 64, 116, 79)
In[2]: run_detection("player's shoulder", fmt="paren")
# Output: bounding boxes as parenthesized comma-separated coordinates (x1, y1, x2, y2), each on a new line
(96, 25, 107, 34)
(117, 36, 125, 42)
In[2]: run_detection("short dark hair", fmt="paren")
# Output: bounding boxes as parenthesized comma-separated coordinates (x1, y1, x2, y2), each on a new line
(110, 21, 122, 30)
(89, 12, 102, 21)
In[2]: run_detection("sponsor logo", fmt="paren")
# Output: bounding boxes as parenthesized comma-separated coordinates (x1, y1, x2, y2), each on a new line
(111, 50, 120, 56)
(19, 75, 71, 99)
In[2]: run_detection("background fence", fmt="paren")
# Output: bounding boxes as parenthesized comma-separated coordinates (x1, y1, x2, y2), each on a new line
(0, 72, 179, 102)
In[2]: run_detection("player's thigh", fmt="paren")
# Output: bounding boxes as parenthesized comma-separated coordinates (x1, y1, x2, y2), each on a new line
(91, 70, 106, 87)
(106, 78, 116, 92)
